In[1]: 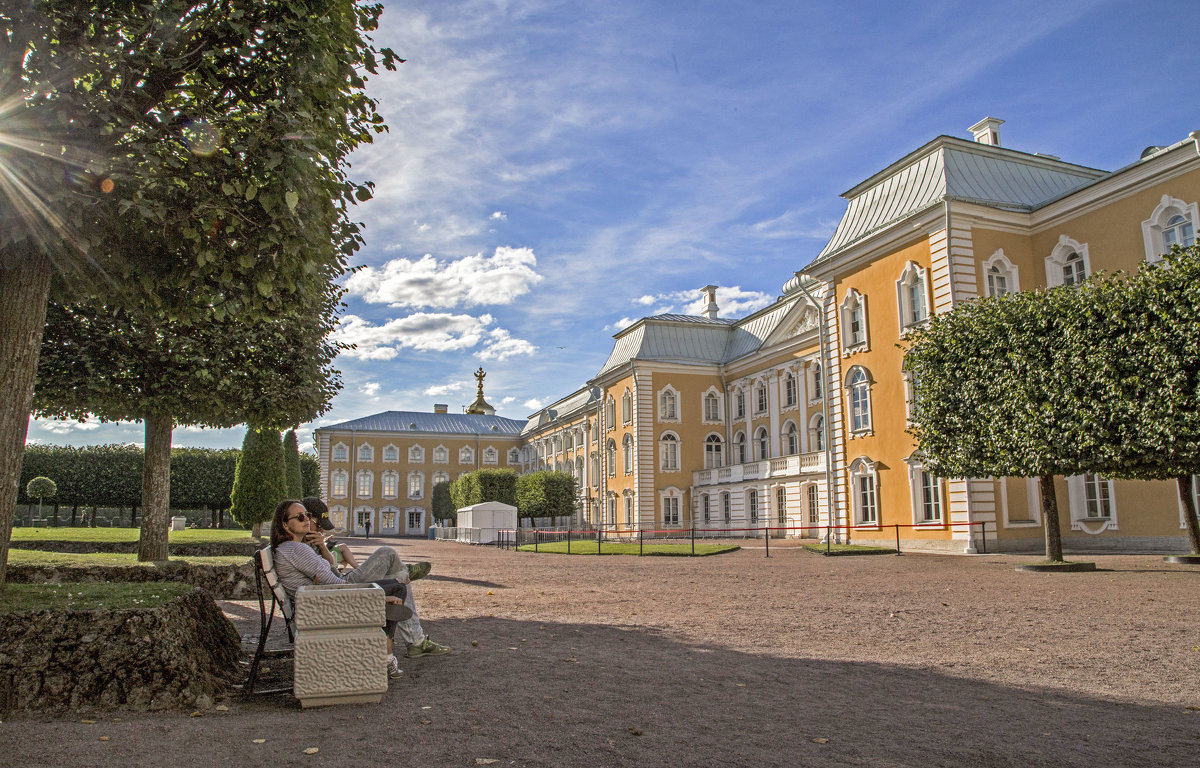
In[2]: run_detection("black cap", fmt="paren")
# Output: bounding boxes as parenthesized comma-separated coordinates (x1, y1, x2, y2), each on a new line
(302, 497, 335, 531)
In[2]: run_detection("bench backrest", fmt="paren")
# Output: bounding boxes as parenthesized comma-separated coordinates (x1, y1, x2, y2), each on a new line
(255, 547, 295, 629)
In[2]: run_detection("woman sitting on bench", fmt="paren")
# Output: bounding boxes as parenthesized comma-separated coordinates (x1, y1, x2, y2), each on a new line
(269, 499, 450, 679)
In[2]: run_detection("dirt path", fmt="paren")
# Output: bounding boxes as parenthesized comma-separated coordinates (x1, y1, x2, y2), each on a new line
(4, 540, 1199, 767)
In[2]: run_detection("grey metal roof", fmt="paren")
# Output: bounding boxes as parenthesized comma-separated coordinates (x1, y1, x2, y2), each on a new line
(320, 410, 524, 435)
(811, 137, 1106, 266)
(521, 386, 599, 435)
(722, 298, 798, 362)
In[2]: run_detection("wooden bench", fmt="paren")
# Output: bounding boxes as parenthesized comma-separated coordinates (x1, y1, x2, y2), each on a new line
(241, 546, 295, 697)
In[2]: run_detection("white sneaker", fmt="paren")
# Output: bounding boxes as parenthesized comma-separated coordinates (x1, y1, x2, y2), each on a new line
(387, 654, 403, 678)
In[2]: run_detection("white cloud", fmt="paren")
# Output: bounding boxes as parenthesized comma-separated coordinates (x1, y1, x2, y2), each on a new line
(522, 398, 545, 412)
(35, 416, 103, 435)
(360, 382, 381, 397)
(423, 381, 469, 396)
(604, 316, 639, 332)
(477, 328, 537, 361)
(343, 246, 543, 309)
(299, 440, 315, 454)
(617, 285, 773, 322)
(499, 396, 517, 405)
(335, 312, 534, 363)
(490, 211, 507, 221)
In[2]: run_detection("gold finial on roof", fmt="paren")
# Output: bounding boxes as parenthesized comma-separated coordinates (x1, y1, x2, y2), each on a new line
(465, 367, 495, 415)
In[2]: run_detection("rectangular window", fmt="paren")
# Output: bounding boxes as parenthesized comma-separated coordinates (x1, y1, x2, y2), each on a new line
(756, 386, 767, 413)
(857, 476, 877, 523)
(382, 474, 398, 498)
(408, 510, 422, 529)
(663, 497, 680, 526)
(357, 473, 372, 498)
(776, 487, 786, 524)
(332, 473, 347, 498)
(920, 470, 943, 522)
(382, 511, 397, 529)
(702, 495, 711, 524)
(1084, 474, 1112, 518)
(807, 485, 819, 525)
(749, 490, 759, 524)
(736, 392, 745, 418)
(704, 395, 720, 421)
(722, 493, 731, 524)
(625, 496, 633, 526)
(785, 376, 796, 406)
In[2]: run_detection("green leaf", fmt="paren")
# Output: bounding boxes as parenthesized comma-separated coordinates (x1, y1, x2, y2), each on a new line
(285, 190, 299, 211)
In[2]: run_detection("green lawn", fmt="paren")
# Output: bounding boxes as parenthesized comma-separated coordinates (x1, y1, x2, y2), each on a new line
(0, 582, 194, 613)
(801, 542, 898, 556)
(11, 527, 256, 545)
(516, 540, 739, 556)
(7, 549, 250, 567)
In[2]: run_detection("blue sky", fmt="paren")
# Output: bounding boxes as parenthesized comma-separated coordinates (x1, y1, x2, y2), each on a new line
(27, 0, 1200, 453)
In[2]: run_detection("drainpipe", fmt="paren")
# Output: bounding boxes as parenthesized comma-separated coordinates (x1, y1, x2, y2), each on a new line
(1191, 130, 1200, 156)
(795, 275, 838, 544)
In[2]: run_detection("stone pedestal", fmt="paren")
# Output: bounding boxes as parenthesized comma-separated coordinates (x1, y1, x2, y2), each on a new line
(293, 583, 388, 708)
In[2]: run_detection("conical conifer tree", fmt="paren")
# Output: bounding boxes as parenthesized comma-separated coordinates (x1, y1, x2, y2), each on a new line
(283, 429, 304, 498)
(230, 428, 286, 538)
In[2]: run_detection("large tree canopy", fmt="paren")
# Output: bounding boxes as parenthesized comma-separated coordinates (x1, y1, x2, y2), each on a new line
(0, 1, 399, 581)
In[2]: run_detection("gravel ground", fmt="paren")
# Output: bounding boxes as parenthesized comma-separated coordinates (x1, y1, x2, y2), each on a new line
(4, 539, 1200, 767)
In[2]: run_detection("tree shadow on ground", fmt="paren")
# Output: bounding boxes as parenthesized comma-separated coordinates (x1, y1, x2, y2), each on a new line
(5, 616, 1193, 768)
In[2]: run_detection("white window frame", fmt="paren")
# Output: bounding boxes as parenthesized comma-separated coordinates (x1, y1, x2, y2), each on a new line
(849, 457, 879, 526)
(408, 444, 424, 463)
(405, 506, 424, 534)
(483, 446, 498, 465)
(895, 261, 930, 332)
(622, 389, 633, 425)
(735, 389, 746, 419)
(783, 420, 799, 456)
(722, 492, 732, 524)
(331, 442, 348, 462)
(605, 438, 616, 477)
(809, 361, 823, 402)
(407, 471, 423, 500)
(605, 397, 616, 431)
(331, 469, 348, 498)
(660, 431, 680, 472)
(983, 249, 1019, 297)
(658, 385, 680, 422)
(906, 455, 945, 526)
(624, 493, 634, 526)
(806, 484, 820, 525)
(1142, 194, 1199, 263)
(702, 388, 722, 423)
(753, 426, 770, 461)
(1046, 235, 1090, 287)
(381, 470, 399, 499)
(356, 470, 373, 499)
(783, 372, 798, 408)
(508, 448, 520, 464)
(382, 444, 399, 463)
(433, 445, 448, 464)
(357, 443, 374, 463)
(808, 413, 825, 452)
(459, 446, 474, 464)
(846, 365, 873, 436)
(703, 433, 724, 469)
(748, 489, 759, 525)
(623, 433, 634, 475)
(754, 381, 768, 414)
(380, 506, 399, 533)
(734, 431, 747, 465)
(1067, 474, 1118, 531)
(840, 288, 869, 354)
(702, 493, 712, 525)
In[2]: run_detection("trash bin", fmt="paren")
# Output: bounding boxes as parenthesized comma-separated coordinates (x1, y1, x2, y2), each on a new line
(171, 516, 187, 531)
(428, 527, 437, 540)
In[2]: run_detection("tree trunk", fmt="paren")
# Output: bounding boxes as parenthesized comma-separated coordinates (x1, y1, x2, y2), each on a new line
(52, 503, 59, 527)
(137, 414, 173, 561)
(89, 505, 97, 527)
(0, 251, 53, 586)
(1039, 474, 1064, 562)
(1178, 475, 1200, 555)
(132, 504, 138, 526)
(70, 505, 78, 526)
(251, 521, 263, 539)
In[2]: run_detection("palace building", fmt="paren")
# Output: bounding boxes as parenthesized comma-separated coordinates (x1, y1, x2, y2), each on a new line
(319, 119, 1200, 551)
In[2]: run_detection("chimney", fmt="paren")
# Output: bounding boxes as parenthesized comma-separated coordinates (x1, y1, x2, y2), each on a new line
(433, 403, 448, 414)
(700, 285, 719, 319)
(969, 117, 1004, 146)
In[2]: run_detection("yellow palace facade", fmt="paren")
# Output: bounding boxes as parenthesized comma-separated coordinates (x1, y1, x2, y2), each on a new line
(321, 119, 1200, 552)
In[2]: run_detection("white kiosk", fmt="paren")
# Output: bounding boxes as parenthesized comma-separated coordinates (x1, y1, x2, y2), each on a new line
(456, 501, 518, 544)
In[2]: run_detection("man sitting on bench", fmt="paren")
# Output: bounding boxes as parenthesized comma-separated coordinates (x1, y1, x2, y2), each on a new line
(269, 499, 450, 679)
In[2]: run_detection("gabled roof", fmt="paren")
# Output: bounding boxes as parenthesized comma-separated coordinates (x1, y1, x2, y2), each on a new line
(810, 136, 1106, 267)
(522, 386, 600, 435)
(319, 411, 524, 436)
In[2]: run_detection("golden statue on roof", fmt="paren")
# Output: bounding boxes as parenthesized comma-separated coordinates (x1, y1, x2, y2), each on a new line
(465, 367, 495, 415)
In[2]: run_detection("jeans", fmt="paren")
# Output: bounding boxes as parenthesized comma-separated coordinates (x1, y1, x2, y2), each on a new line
(343, 547, 424, 646)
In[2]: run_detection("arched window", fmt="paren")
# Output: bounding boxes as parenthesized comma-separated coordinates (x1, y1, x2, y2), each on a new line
(1142, 195, 1199, 262)
(703, 391, 721, 421)
(622, 389, 633, 424)
(357, 444, 374, 463)
(623, 434, 634, 474)
(849, 457, 879, 525)
(1046, 235, 1090, 287)
(896, 262, 929, 330)
(754, 426, 769, 461)
(784, 373, 797, 407)
(734, 431, 747, 464)
(408, 444, 424, 463)
(983, 250, 1019, 297)
(575, 456, 584, 487)
(433, 445, 448, 463)
(432, 471, 450, 486)
(783, 421, 799, 455)
(735, 390, 746, 418)
(332, 443, 348, 462)
(483, 446, 498, 465)
(659, 387, 678, 420)
(590, 452, 600, 486)
(605, 397, 616, 429)
(383, 445, 399, 462)
(382, 471, 399, 499)
(660, 432, 679, 471)
(331, 469, 348, 498)
(755, 383, 768, 413)
(704, 434, 724, 469)
(508, 448, 520, 464)
(847, 367, 872, 434)
(605, 438, 616, 477)
(810, 362, 823, 400)
(841, 289, 868, 351)
(809, 414, 825, 451)
(459, 446, 474, 464)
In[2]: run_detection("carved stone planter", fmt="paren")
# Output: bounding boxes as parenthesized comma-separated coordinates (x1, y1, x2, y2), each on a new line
(293, 583, 387, 708)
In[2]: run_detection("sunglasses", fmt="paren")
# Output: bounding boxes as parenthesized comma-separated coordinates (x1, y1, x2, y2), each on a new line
(287, 512, 312, 523)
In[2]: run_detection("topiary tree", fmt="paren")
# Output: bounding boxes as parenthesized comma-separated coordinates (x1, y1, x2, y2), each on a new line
(431, 480, 455, 525)
(24, 476, 56, 523)
(299, 452, 320, 499)
(283, 429, 303, 498)
(516, 471, 576, 526)
(230, 428, 286, 539)
(905, 283, 1106, 563)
